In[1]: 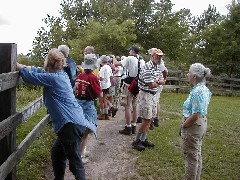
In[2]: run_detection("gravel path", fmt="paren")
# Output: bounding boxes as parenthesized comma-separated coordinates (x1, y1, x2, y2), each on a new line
(44, 107, 142, 180)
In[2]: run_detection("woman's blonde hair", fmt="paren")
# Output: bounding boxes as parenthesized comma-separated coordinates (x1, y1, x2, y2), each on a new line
(46, 48, 66, 70)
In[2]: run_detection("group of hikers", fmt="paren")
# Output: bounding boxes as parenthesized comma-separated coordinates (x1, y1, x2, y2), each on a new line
(17, 44, 212, 180)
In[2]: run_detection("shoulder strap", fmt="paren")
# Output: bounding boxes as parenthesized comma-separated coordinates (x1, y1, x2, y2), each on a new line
(137, 56, 140, 78)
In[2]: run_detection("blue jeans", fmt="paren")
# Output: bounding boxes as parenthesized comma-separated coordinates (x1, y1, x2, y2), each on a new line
(51, 123, 86, 180)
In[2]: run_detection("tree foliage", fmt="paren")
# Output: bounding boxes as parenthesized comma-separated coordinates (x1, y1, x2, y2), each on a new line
(201, 2, 240, 77)
(68, 19, 136, 63)
(26, 0, 240, 77)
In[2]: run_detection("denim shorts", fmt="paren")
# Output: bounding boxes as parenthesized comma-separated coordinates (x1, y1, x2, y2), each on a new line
(77, 99, 98, 126)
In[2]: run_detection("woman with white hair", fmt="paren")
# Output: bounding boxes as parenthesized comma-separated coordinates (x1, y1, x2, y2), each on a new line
(17, 48, 96, 180)
(181, 63, 212, 180)
(58, 44, 78, 88)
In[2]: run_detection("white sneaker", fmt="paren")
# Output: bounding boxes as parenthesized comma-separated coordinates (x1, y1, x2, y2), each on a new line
(82, 146, 90, 157)
(81, 157, 89, 164)
(83, 150, 90, 157)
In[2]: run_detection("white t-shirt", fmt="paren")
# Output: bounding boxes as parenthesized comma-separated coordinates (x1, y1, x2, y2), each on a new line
(99, 64, 112, 89)
(121, 56, 145, 77)
(159, 59, 167, 72)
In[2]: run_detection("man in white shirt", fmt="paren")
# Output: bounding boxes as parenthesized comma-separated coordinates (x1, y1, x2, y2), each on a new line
(98, 55, 113, 120)
(113, 45, 145, 135)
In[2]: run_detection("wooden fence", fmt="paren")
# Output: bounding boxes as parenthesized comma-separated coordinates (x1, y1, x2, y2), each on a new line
(0, 43, 240, 179)
(163, 70, 240, 95)
(0, 44, 50, 180)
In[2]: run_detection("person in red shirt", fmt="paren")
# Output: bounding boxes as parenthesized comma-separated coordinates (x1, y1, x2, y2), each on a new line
(75, 54, 103, 163)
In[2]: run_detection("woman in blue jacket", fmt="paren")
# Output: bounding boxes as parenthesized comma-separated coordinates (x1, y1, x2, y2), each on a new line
(17, 48, 96, 180)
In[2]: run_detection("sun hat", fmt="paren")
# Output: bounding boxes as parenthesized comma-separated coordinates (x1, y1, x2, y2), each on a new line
(82, 54, 98, 70)
(100, 55, 111, 63)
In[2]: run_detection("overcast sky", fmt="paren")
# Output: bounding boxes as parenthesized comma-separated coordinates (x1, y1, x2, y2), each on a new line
(0, 0, 232, 55)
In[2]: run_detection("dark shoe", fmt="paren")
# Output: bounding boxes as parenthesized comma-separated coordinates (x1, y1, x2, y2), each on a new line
(108, 107, 114, 116)
(142, 139, 155, 147)
(105, 114, 110, 120)
(98, 114, 105, 120)
(149, 120, 154, 130)
(119, 126, 131, 135)
(132, 139, 145, 151)
(137, 117, 142, 123)
(111, 108, 118, 117)
(154, 118, 159, 127)
(131, 125, 136, 134)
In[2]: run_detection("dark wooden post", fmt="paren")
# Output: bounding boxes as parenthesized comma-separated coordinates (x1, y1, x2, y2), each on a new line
(230, 75, 233, 96)
(0, 43, 17, 180)
(176, 68, 180, 93)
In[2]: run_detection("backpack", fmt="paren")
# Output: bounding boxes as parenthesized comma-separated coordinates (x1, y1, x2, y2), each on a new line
(76, 73, 97, 100)
(64, 57, 78, 87)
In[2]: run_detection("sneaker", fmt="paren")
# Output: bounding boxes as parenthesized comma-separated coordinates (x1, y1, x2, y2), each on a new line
(131, 125, 136, 134)
(119, 126, 131, 135)
(132, 139, 145, 151)
(142, 139, 155, 147)
(111, 108, 118, 117)
(137, 117, 142, 123)
(108, 107, 114, 116)
(82, 150, 90, 158)
(81, 156, 89, 164)
(154, 118, 159, 127)
(149, 120, 154, 130)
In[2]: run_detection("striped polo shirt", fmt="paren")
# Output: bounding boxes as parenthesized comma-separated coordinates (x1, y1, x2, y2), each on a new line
(138, 60, 163, 94)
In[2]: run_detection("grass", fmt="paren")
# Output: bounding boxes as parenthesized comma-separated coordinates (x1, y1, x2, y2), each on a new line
(14, 87, 240, 179)
(16, 86, 56, 180)
(133, 92, 240, 180)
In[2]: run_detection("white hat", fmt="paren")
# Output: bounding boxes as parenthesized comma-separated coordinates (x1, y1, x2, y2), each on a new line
(82, 54, 98, 70)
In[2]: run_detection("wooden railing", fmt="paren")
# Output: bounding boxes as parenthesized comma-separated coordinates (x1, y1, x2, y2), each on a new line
(0, 44, 50, 180)
(163, 70, 240, 95)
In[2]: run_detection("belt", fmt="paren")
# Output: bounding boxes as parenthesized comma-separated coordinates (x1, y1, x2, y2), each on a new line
(140, 89, 156, 95)
(76, 96, 93, 101)
(184, 115, 206, 120)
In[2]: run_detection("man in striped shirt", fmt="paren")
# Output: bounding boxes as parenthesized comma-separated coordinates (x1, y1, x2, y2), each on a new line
(132, 48, 166, 151)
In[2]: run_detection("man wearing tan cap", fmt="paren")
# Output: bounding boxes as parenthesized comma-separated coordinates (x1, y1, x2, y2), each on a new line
(132, 48, 166, 151)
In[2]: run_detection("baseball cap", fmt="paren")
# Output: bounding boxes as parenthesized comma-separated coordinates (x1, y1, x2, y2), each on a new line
(128, 45, 140, 53)
(148, 48, 164, 56)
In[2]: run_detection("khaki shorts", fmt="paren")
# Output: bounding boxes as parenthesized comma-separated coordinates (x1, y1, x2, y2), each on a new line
(138, 90, 157, 119)
(119, 82, 137, 107)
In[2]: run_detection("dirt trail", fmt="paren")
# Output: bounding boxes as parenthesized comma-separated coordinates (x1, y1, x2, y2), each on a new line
(44, 107, 142, 180)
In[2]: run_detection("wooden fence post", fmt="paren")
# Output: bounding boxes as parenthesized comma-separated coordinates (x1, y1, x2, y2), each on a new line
(0, 43, 17, 180)
(230, 75, 233, 95)
(176, 68, 180, 93)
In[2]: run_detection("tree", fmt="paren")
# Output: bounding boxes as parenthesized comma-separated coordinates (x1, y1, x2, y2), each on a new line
(68, 19, 136, 63)
(32, 15, 64, 60)
(201, 2, 240, 77)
